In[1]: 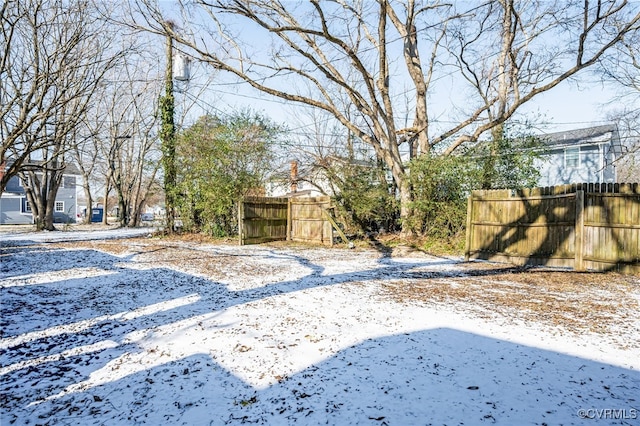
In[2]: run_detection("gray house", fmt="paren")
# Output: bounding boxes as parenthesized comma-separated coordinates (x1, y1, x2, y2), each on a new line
(535, 124, 623, 187)
(0, 164, 81, 225)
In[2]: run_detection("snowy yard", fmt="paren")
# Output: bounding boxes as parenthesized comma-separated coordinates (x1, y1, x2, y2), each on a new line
(1, 228, 639, 425)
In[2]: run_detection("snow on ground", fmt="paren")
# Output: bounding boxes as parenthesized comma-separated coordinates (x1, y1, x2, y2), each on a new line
(1, 227, 639, 425)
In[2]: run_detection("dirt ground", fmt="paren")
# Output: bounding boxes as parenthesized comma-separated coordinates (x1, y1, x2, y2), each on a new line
(49, 234, 640, 351)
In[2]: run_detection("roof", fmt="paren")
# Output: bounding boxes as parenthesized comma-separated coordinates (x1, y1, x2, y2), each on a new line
(3, 159, 82, 176)
(541, 124, 618, 148)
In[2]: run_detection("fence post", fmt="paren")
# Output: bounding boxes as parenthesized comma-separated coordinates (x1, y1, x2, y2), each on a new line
(574, 190, 584, 271)
(238, 198, 245, 246)
(286, 198, 292, 241)
(464, 194, 474, 262)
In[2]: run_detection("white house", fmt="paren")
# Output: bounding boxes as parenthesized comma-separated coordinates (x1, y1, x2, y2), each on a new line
(535, 124, 623, 186)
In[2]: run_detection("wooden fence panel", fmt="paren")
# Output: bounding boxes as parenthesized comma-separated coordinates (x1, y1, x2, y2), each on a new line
(239, 196, 334, 246)
(583, 190, 640, 271)
(239, 196, 288, 245)
(289, 196, 333, 246)
(466, 191, 577, 267)
(465, 184, 640, 273)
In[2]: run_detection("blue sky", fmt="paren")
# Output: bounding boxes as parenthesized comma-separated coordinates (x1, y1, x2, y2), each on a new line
(179, 65, 620, 141)
(164, 2, 630, 140)
(517, 79, 619, 133)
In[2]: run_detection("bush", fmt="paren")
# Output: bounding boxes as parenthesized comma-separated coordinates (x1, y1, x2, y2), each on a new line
(329, 160, 399, 235)
(408, 154, 476, 238)
(474, 133, 543, 190)
(175, 112, 279, 236)
(408, 129, 543, 238)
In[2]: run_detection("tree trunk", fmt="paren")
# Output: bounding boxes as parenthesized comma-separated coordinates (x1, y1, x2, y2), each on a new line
(77, 161, 95, 225)
(83, 190, 92, 225)
(160, 30, 177, 234)
(43, 196, 56, 231)
(480, 126, 503, 189)
(397, 178, 414, 236)
(384, 155, 414, 236)
(102, 177, 110, 226)
(30, 191, 45, 231)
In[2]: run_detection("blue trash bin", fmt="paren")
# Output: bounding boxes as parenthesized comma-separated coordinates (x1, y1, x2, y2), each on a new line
(91, 208, 104, 223)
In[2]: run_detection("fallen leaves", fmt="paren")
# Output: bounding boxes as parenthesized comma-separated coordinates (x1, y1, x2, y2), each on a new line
(380, 265, 639, 346)
(50, 236, 640, 347)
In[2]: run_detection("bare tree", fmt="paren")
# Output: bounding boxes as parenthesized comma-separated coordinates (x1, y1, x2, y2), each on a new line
(1, 0, 125, 230)
(107, 72, 162, 228)
(1, 1, 119, 190)
(81, 58, 163, 228)
(599, 27, 640, 182)
(71, 125, 101, 224)
(132, 0, 640, 234)
(610, 111, 640, 182)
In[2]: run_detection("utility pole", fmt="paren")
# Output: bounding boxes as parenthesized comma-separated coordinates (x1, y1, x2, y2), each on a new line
(160, 24, 177, 233)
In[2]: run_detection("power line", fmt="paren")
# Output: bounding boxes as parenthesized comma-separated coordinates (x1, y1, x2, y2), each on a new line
(179, 87, 635, 139)
(187, 5, 630, 136)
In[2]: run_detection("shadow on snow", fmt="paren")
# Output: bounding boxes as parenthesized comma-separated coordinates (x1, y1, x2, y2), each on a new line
(1, 241, 638, 425)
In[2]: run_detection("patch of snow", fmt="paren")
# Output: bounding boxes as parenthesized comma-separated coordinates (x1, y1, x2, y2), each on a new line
(1, 228, 638, 425)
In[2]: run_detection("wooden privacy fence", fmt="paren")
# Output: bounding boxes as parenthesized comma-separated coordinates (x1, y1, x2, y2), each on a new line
(238, 196, 336, 246)
(238, 196, 289, 245)
(465, 183, 640, 273)
(288, 196, 334, 245)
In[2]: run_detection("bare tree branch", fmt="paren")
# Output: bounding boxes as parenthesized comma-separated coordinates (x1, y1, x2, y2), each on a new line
(129, 0, 639, 234)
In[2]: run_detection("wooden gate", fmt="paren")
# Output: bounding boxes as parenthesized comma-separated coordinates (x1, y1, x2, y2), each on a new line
(238, 196, 334, 246)
(238, 196, 288, 245)
(288, 196, 333, 245)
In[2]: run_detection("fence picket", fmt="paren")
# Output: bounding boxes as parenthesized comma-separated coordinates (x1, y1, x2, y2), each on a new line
(464, 184, 639, 273)
(239, 196, 334, 246)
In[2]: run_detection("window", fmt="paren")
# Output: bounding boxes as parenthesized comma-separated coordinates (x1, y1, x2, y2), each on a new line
(18, 176, 30, 188)
(55, 201, 64, 212)
(565, 147, 579, 168)
(22, 199, 32, 213)
(18, 176, 31, 189)
(581, 145, 599, 168)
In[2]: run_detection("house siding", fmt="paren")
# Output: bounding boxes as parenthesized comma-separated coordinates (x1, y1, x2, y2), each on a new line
(4, 175, 23, 193)
(535, 125, 620, 187)
(0, 195, 33, 225)
(0, 174, 78, 225)
(537, 149, 565, 186)
(537, 146, 604, 186)
(53, 179, 77, 223)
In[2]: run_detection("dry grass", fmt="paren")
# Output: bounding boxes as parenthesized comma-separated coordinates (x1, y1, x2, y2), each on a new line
(53, 235, 257, 279)
(363, 232, 467, 256)
(52, 236, 640, 348)
(382, 263, 639, 346)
